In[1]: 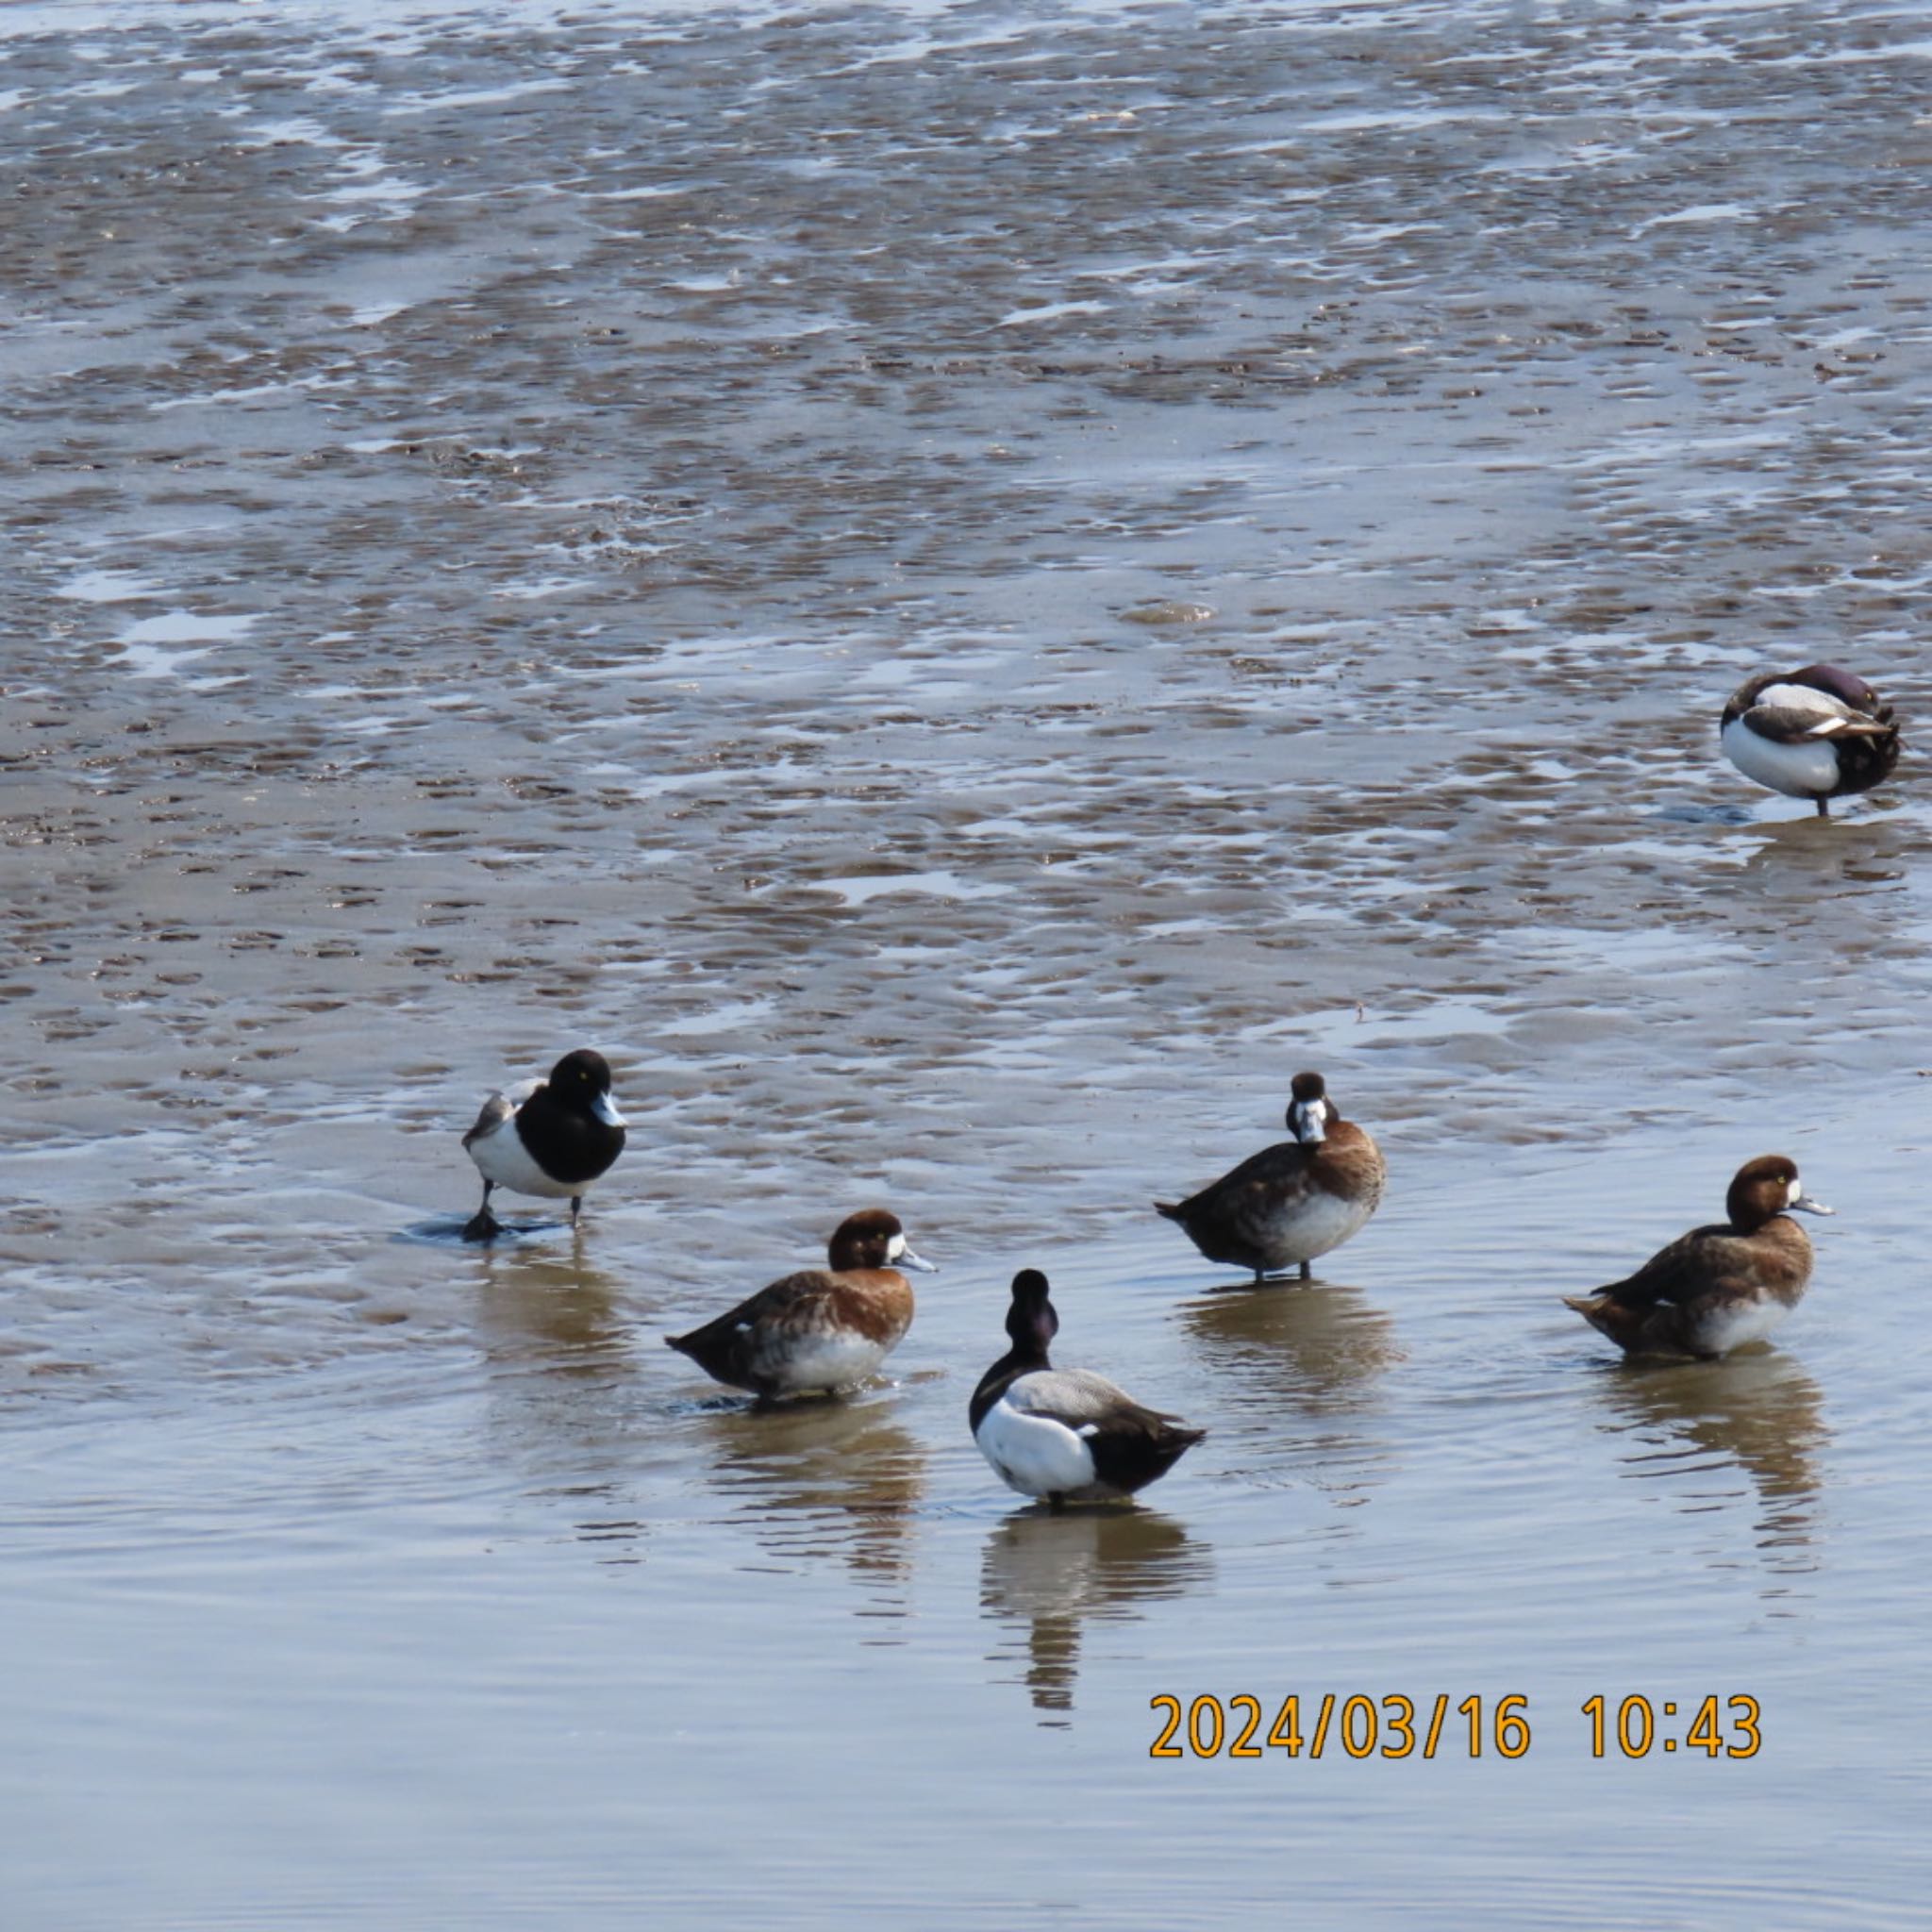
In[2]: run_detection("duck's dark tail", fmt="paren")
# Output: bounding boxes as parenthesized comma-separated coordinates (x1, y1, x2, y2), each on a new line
(664, 1327, 725, 1374)
(1154, 1200, 1185, 1223)
(1562, 1291, 1645, 1353)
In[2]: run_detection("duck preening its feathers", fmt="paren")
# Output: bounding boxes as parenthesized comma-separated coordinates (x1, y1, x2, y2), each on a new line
(1720, 664, 1901, 817)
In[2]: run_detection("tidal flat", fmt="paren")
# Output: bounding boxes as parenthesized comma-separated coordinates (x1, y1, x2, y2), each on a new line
(4, 3, 1931, 1925)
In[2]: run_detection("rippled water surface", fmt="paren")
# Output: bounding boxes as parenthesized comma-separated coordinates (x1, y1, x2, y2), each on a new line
(5, 1, 1932, 1924)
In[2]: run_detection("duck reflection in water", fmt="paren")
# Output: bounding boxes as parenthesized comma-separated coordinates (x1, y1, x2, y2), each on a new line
(1182, 1283, 1400, 1519)
(474, 1248, 631, 1367)
(1736, 815, 1910, 949)
(470, 1251, 648, 1559)
(979, 1507, 1211, 1726)
(1183, 1278, 1401, 1412)
(700, 1395, 926, 1597)
(1593, 1352, 1828, 1574)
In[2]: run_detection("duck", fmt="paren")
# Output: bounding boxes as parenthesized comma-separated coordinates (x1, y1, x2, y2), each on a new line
(1720, 664, 1901, 817)
(664, 1208, 937, 1399)
(460, 1047, 626, 1242)
(1156, 1072, 1386, 1282)
(971, 1270, 1205, 1507)
(1562, 1155, 1832, 1359)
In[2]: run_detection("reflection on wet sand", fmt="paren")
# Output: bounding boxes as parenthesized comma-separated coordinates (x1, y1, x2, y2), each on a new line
(1182, 1282, 1403, 1520)
(473, 1243, 631, 1368)
(468, 1247, 650, 1560)
(1183, 1281, 1403, 1412)
(699, 1395, 926, 1603)
(1734, 818, 1915, 966)
(980, 1507, 1211, 1727)
(1593, 1351, 1828, 1574)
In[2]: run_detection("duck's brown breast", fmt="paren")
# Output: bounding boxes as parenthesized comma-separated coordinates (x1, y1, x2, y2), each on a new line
(1312, 1123, 1387, 1205)
(1731, 1217, 1813, 1303)
(818, 1268, 916, 1344)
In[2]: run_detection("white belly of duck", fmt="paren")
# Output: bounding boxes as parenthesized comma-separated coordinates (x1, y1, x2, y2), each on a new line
(1261, 1187, 1374, 1264)
(764, 1329, 890, 1394)
(1721, 716, 1840, 800)
(974, 1393, 1103, 1499)
(468, 1119, 580, 1199)
(1691, 1297, 1791, 1357)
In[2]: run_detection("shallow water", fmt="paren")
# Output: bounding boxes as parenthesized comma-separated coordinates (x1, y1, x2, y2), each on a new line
(5, 1, 1932, 1924)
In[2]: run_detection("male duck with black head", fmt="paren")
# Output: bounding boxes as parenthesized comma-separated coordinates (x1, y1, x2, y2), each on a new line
(665, 1209, 937, 1401)
(1720, 663, 1901, 817)
(1564, 1155, 1832, 1360)
(461, 1048, 626, 1242)
(1156, 1072, 1386, 1283)
(972, 1271, 1205, 1509)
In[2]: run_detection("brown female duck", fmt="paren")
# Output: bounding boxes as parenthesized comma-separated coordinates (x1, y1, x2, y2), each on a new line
(1156, 1072, 1386, 1282)
(1563, 1155, 1832, 1359)
(665, 1208, 937, 1399)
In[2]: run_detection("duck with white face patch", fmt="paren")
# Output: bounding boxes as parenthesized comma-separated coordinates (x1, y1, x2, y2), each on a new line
(1720, 663, 1901, 817)
(460, 1048, 626, 1243)
(664, 1209, 937, 1401)
(1156, 1072, 1386, 1284)
(1563, 1155, 1833, 1360)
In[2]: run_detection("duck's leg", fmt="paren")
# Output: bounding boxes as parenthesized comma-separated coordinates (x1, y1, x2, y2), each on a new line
(462, 1181, 502, 1243)
(1300, 1259, 1313, 1282)
(1815, 795, 1831, 819)
(1048, 1491, 1067, 1516)
(570, 1193, 584, 1226)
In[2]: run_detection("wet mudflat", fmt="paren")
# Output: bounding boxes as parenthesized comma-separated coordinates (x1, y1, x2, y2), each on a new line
(4, 1, 1931, 1924)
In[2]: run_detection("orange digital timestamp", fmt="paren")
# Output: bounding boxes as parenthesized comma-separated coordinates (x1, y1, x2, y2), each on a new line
(1148, 1693, 1533, 1760)
(1580, 1694, 1761, 1758)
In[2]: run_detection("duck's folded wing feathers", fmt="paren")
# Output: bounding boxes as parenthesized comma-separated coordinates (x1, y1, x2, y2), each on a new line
(1600, 1223, 1736, 1305)
(1743, 700, 1867, 742)
(462, 1091, 514, 1147)
(667, 1269, 836, 1349)
(1006, 1368, 1193, 1439)
(462, 1077, 545, 1147)
(1179, 1141, 1314, 1213)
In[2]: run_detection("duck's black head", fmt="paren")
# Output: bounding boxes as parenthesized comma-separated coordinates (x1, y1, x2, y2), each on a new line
(545, 1049, 625, 1129)
(1005, 1268, 1058, 1355)
(548, 1048, 613, 1096)
(1287, 1070, 1331, 1143)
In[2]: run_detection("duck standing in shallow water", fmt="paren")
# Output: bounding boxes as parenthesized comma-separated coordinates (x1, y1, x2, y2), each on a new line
(1720, 664, 1901, 817)
(461, 1048, 626, 1242)
(1563, 1155, 1832, 1360)
(665, 1209, 936, 1400)
(972, 1271, 1205, 1507)
(1156, 1072, 1386, 1283)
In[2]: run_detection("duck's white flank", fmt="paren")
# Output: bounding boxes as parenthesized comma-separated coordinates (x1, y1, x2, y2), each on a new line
(771, 1330, 891, 1393)
(1721, 715, 1840, 799)
(975, 1388, 1099, 1497)
(1276, 1187, 1374, 1262)
(1696, 1298, 1790, 1356)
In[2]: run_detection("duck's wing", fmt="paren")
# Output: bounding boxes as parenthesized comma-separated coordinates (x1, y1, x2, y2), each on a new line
(665, 1269, 836, 1353)
(1737, 693, 1891, 744)
(1598, 1222, 1739, 1305)
(1165, 1140, 1312, 1217)
(1007, 1368, 1199, 1439)
(461, 1077, 541, 1147)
